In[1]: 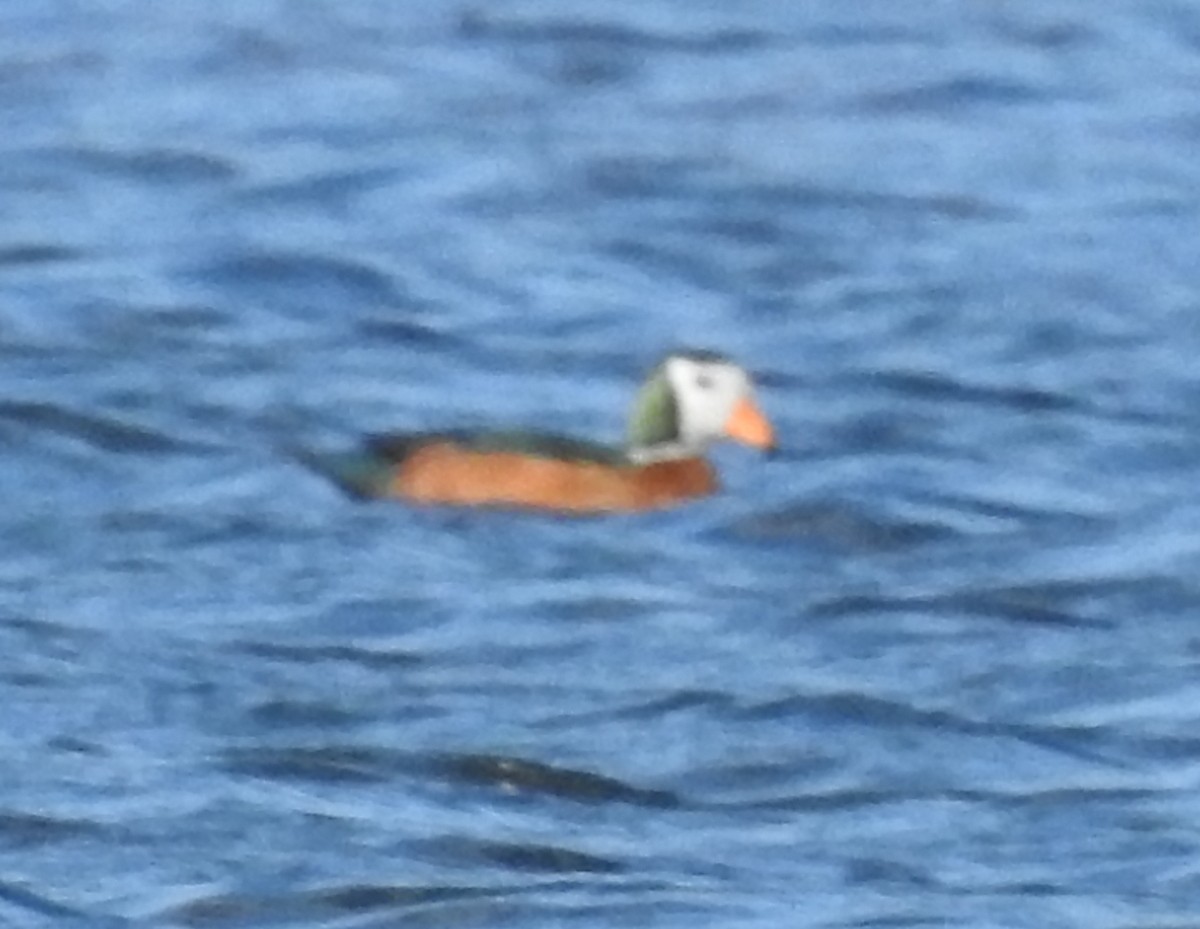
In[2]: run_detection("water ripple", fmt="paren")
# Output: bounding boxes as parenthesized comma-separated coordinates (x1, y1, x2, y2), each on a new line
(861, 76, 1050, 113)
(54, 146, 239, 184)
(0, 811, 100, 849)
(435, 753, 681, 808)
(423, 836, 624, 875)
(0, 400, 190, 454)
(234, 640, 424, 671)
(809, 588, 1116, 630)
(191, 250, 413, 321)
(222, 744, 400, 785)
(459, 10, 772, 55)
(731, 500, 959, 550)
(0, 880, 128, 927)
(3, 3, 1199, 927)
(0, 243, 83, 267)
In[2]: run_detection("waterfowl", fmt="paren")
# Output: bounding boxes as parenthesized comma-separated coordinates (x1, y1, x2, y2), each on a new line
(302, 350, 775, 514)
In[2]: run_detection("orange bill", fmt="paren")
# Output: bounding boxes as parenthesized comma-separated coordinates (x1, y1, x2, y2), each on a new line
(724, 396, 776, 453)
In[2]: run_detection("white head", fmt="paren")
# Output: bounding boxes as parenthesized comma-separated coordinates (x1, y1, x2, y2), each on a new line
(626, 351, 775, 462)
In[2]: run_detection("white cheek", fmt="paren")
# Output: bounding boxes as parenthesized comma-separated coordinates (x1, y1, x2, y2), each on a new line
(681, 382, 733, 442)
(667, 360, 748, 445)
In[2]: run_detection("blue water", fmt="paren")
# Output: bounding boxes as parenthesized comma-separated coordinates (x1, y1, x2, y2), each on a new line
(4, 2, 1200, 926)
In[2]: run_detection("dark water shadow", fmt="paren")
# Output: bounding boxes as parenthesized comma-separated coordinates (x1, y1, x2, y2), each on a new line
(232, 165, 398, 211)
(0, 879, 130, 926)
(419, 835, 624, 875)
(809, 588, 1115, 630)
(0, 811, 102, 849)
(190, 250, 428, 325)
(220, 743, 681, 809)
(233, 640, 423, 672)
(864, 369, 1082, 414)
(458, 9, 772, 56)
(160, 880, 502, 928)
(0, 243, 84, 268)
(729, 499, 960, 551)
(158, 873, 712, 929)
(859, 76, 1051, 114)
(434, 752, 681, 809)
(737, 690, 1130, 772)
(47, 145, 239, 184)
(222, 744, 403, 785)
(0, 399, 194, 455)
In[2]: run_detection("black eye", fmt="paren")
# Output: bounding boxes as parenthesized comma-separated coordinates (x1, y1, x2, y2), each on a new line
(695, 372, 714, 390)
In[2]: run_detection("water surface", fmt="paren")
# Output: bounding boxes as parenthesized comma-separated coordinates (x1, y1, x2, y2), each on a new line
(3, 2, 1200, 927)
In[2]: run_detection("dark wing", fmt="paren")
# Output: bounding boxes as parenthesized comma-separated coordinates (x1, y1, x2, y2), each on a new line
(464, 431, 627, 465)
(367, 430, 626, 466)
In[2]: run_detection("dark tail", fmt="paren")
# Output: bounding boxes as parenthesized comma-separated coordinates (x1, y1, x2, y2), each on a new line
(288, 445, 394, 499)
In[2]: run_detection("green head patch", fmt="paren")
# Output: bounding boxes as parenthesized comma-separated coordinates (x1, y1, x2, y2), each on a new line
(626, 365, 679, 450)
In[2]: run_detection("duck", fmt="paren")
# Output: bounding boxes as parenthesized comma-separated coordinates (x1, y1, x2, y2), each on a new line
(301, 350, 776, 514)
